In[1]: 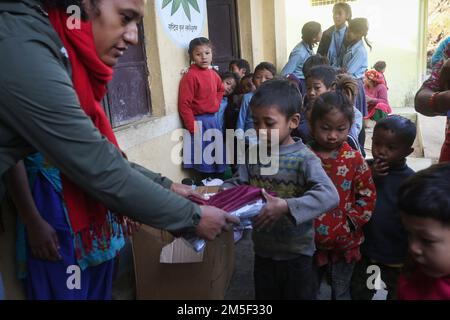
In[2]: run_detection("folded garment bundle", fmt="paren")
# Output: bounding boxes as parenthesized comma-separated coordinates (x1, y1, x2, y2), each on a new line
(185, 185, 277, 252)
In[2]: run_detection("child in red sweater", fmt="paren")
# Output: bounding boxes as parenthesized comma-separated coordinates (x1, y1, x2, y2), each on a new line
(397, 163, 450, 300)
(308, 87, 376, 300)
(179, 37, 225, 176)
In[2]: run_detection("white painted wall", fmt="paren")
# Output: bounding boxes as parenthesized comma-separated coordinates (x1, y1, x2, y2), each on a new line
(285, 0, 425, 108)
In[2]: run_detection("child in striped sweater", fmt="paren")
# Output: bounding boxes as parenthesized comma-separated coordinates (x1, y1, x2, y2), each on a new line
(224, 79, 339, 299)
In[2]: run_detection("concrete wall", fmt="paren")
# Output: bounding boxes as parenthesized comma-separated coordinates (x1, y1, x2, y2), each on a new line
(115, 0, 211, 183)
(284, 0, 427, 108)
(236, 0, 286, 71)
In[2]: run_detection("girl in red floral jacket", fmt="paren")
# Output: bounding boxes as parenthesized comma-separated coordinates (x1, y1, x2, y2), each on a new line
(308, 85, 376, 300)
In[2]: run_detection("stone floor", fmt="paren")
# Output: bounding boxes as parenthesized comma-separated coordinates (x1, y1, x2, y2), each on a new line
(225, 230, 254, 300)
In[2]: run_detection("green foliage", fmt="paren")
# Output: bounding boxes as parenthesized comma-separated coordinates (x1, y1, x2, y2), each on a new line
(162, 0, 201, 21)
(427, 0, 450, 51)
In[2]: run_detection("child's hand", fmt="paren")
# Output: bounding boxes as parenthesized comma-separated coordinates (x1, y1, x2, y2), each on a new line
(371, 158, 389, 177)
(253, 189, 289, 231)
(26, 217, 61, 261)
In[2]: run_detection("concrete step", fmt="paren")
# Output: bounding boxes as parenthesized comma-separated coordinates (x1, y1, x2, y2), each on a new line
(405, 157, 433, 172)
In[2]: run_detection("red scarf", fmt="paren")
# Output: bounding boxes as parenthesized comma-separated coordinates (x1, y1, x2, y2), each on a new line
(48, 9, 123, 257)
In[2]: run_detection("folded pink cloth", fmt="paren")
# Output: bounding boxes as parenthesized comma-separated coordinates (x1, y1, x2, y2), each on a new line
(191, 185, 277, 212)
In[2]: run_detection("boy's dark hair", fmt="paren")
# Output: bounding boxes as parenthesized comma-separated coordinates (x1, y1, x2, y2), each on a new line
(333, 2, 352, 21)
(373, 61, 387, 72)
(253, 62, 277, 78)
(398, 163, 450, 226)
(229, 59, 251, 75)
(303, 54, 330, 78)
(348, 18, 372, 50)
(302, 21, 322, 47)
(188, 37, 212, 58)
(374, 115, 417, 148)
(310, 91, 354, 128)
(250, 79, 302, 119)
(307, 65, 336, 88)
(220, 71, 239, 83)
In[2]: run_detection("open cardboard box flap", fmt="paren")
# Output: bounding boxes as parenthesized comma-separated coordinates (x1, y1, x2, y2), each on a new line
(132, 185, 234, 299)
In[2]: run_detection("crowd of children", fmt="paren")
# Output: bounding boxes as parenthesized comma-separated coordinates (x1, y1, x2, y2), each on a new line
(2, 1, 448, 302)
(173, 0, 450, 301)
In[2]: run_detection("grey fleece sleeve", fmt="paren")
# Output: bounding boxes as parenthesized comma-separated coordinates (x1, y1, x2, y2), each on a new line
(0, 39, 200, 231)
(286, 153, 339, 225)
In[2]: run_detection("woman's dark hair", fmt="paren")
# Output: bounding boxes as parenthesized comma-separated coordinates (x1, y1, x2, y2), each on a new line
(302, 21, 322, 48)
(310, 91, 354, 128)
(398, 163, 450, 226)
(333, 2, 352, 22)
(348, 18, 372, 50)
(42, 0, 99, 19)
(373, 61, 387, 72)
(188, 37, 213, 60)
(250, 79, 302, 119)
(302, 54, 329, 78)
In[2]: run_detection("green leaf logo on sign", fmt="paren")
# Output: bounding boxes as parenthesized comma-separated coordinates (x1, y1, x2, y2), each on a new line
(162, 0, 200, 21)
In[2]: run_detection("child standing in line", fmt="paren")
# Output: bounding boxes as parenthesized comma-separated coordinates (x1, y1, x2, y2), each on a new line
(292, 55, 330, 140)
(233, 73, 256, 111)
(397, 163, 450, 300)
(351, 115, 416, 300)
(223, 79, 339, 299)
(338, 17, 371, 118)
(318, 2, 352, 68)
(236, 62, 276, 145)
(226, 74, 254, 133)
(239, 73, 257, 95)
(300, 66, 363, 153)
(216, 72, 239, 133)
(338, 17, 371, 156)
(281, 21, 323, 96)
(308, 90, 376, 300)
(179, 37, 226, 176)
(229, 59, 251, 81)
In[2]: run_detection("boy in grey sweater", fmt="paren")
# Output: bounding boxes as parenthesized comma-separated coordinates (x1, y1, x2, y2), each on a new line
(224, 80, 339, 299)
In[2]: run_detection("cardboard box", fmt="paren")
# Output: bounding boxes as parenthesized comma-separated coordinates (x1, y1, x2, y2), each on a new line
(132, 186, 235, 300)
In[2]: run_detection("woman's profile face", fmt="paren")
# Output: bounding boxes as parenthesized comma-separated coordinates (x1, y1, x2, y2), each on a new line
(86, 0, 145, 66)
